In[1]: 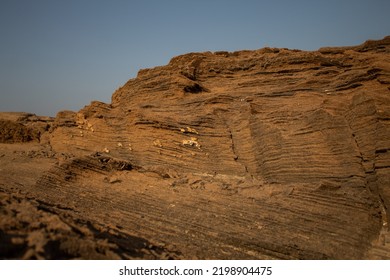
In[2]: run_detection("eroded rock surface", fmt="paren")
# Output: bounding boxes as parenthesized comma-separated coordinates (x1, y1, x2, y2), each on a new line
(1, 37, 390, 259)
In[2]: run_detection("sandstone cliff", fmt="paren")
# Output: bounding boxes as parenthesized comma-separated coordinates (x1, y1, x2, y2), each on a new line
(1, 37, 390, 259)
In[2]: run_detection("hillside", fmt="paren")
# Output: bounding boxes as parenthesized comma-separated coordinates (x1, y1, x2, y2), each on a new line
(1, 36, 390, 259)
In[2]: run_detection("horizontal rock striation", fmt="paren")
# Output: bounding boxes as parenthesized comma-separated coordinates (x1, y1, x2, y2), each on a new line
(1, 37, 390, 259)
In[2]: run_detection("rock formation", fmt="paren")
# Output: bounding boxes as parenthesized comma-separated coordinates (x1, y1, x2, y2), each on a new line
(1, 36, 390, 259)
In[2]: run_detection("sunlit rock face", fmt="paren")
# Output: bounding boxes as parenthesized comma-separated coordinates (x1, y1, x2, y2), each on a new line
(1, 37, 390, 259)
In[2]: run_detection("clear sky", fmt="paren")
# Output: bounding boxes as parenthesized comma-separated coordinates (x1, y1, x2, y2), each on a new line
(0, 0, 389, 116)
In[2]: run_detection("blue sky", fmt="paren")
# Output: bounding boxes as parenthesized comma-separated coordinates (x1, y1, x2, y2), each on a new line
(0, 0, 389, 116)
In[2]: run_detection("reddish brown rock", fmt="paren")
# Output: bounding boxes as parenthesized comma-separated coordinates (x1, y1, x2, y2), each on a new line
(1, 37, 390, 259)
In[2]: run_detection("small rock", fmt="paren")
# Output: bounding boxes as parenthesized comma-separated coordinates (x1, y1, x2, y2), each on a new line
(153, 139, 163, 147)
(103, 176, 121, 184)
(186, 127, 199, 134)
(109, 177, 121, 184)
(182, 138, 201, 149)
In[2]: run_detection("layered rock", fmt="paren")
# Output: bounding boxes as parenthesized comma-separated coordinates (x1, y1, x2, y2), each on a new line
(1, 37, 390, 259)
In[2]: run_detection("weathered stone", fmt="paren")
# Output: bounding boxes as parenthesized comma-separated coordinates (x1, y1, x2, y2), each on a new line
(1, 37, 390, 259)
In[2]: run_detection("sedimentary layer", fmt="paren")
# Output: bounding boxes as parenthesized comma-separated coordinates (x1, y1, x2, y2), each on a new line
(1, 37, 390, 259)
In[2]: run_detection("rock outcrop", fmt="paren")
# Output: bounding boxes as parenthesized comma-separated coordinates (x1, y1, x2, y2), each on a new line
(0, 112, 52, 143)
(1, 37, 390, 259)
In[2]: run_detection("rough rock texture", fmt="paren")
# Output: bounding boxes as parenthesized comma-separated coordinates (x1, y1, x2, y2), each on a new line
(0, 112, 52, 143)
(1, 37, 390, 259)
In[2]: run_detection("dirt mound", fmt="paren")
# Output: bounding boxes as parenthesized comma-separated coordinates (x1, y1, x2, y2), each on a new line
(1, 36, 390, 259)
